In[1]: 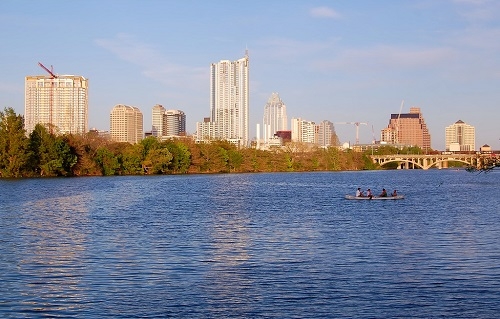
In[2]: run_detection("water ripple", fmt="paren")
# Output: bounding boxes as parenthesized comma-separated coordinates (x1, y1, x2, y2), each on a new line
(1, 171, 500, 318)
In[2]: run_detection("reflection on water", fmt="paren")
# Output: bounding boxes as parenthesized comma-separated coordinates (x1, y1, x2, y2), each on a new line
(12, 192, 91, 316)
(1, 171, 500, 318)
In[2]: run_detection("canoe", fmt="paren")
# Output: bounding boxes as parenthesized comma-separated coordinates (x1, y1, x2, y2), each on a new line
(345, 195, 404, 200)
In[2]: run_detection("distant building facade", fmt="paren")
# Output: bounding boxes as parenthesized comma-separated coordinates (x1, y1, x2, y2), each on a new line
(197, 51, 249, 146)
(152, 104, 186, 137)
(275, 130, 292, 143)
(25, 74, 88, 134)
(317, 120, 337, 147)
(165, 109, 186, 136)
(381, 107, 431, 150)
(110, 104, 143, 144)
(445, 120, 475, 152)
(152, 104, 166, 137)
(291, 117, 316, 144)
(263, 92, 287, 144)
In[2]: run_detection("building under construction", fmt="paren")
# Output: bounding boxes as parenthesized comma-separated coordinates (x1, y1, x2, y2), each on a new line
(24, 63, 88, 135)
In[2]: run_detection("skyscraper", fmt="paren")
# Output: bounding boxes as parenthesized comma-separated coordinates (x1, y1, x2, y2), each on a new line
(263, 92, 287, 143)
(164, 109, 186, 137)
(110, 104, 143, 144)
(25, 73, 88, 135)
(152, 105, 186, 138)
(381, 107, 431, 150)
(152, 104, 166, 137)
(317, 120, 337, 147)
(197, 51, 249, 146)
(445, 120, 475, 151)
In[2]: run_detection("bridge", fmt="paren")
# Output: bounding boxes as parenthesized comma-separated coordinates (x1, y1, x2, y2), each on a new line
(369, 153, 494, 170)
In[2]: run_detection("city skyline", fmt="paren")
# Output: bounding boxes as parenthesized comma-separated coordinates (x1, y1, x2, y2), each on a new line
(1, 1, 499, 150)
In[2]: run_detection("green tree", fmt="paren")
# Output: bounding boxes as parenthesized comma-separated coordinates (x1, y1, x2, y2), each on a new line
(0, 108, 30, 177)
(227, 149, 243, 172)
(165, 141, 191, 173)
(65, 133, 104, 176)
(28, 124, 77, 176)
(120, 143, 144, 175)
(144, 147, 173, 174)
(95, 147, 120, 175)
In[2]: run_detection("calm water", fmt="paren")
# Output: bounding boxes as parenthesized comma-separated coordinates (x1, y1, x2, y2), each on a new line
(1, 170, 499, 318)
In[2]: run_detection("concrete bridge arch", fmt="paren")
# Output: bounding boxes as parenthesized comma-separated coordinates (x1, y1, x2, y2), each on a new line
(370, 154, 480, 170)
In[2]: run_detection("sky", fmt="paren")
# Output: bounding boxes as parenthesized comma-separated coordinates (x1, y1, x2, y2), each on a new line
(1, 0, 499, 150)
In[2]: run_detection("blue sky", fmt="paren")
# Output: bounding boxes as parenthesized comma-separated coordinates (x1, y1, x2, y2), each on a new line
(1, 0, 499, 150)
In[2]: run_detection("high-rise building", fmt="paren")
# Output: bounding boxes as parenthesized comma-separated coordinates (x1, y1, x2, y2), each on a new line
(110, 104, 143, 144)
(291, 117, 316, 144)
(445, 120, 475, 151)
(317, 120, 337, 147)
(165, 110, 186, 136)
(152, 104, 166, 137)
(25, 73, 88, 134)
(381, 107, 431, 150)
(152, 105, 186, 138)
(197, 51, 249, 146)
(263, 92, 287, 143)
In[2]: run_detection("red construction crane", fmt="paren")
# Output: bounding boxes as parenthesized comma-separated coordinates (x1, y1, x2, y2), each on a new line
(38, 62, 58, 133)
(38, 62, 57, 78)
(336, 122, 368, 145)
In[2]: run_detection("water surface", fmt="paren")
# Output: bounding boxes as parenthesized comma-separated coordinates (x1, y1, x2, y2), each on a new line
(1, 170, 499, 318)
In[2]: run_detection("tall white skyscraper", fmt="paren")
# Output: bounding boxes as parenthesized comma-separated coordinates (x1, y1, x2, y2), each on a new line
(197, 51, 249, 146)
(263, 92, 287, 143)
(445, 120, 475, 151)
(25, 71, 88, 135)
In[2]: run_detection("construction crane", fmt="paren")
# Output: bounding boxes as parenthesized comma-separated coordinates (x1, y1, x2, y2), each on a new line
(38, 62, 57, 78)
(394, 100, 404, 145)
(371, 124, 376, 144)
(336, 122, 368, 145)
(38, 62, 58, 133)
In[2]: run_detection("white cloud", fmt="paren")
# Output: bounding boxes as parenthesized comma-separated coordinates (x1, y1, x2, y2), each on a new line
(94, 33, 206, 87)
(310, 6, 341, 19)
(255, 37, 341, 61)
(451, 0, 500, 22)
(312, 45, 455, 72)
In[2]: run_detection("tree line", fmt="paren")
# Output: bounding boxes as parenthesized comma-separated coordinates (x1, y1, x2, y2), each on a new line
(1, 107, 428, 178)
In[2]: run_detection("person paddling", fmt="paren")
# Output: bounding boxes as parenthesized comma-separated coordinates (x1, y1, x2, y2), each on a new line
(379, 188, 387, 197)
(366, 188, 373, 199)
(392, 189, 398, 197)
(356, 188, 364, 197)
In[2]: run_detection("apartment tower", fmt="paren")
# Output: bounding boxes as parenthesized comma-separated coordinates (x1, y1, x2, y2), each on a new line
(445, 120, 475, 151)
(25, 72, 88, 135)
(291, 117, 316, 144)
(263, 92, 287, 143)
(110, 104, 143, 144)
(381, 107, 431, 150)
(197, 51, 249, 146)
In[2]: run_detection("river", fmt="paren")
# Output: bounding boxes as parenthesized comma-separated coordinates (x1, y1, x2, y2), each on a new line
(1, 169, 499, 318)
